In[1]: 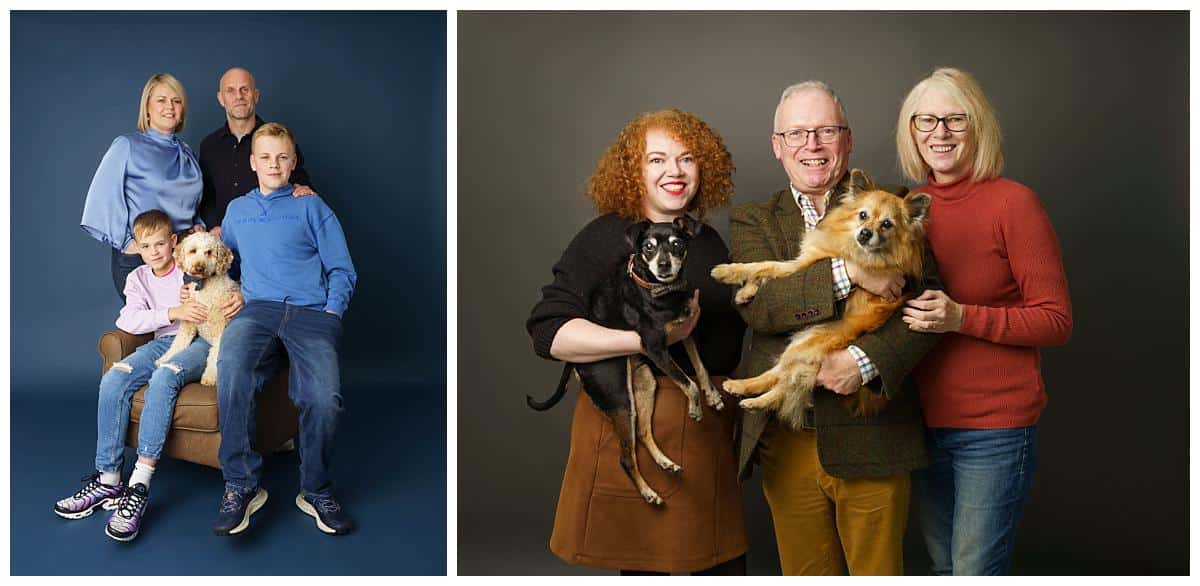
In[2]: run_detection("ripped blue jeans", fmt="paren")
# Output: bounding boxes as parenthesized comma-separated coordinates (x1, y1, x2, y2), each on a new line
(94, 335, 211, 473)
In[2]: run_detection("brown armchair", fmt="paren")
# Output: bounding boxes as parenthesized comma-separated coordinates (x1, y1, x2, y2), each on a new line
(98, 329, 298, 469)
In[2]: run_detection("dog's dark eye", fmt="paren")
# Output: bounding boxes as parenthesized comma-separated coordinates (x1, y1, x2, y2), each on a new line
(643, 242, 655, 253)
(858, 211, 868, 220)
(880, 219, 893, 229)
(206, 250, 212, 256)
(670, 240, 685, 253)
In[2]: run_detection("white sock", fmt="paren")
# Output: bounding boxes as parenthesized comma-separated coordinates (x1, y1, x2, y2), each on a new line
(99, 470, 121, 487)
(129, 462, 156, 490)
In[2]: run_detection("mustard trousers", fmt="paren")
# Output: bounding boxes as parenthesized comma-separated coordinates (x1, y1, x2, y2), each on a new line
(759, 422, 910, 575)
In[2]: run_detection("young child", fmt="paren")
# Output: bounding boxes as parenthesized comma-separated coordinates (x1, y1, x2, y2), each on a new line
(54, 209, 214, 541)
(213, 122, 357, 536)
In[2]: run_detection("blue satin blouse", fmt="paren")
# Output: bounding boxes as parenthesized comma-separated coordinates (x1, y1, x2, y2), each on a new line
(80, 128, 203, 250)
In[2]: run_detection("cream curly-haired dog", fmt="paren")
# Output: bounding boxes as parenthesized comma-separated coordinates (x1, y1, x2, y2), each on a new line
(154, 231, 238, 386)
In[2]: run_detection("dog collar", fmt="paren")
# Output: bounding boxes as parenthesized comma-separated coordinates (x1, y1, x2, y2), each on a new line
(183, 273, 205, 291)
(627, 255, 689, 298)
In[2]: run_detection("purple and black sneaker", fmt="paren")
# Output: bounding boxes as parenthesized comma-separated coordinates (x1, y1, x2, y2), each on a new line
(105, 483, 150, 542)
(53, 472, 124, 520)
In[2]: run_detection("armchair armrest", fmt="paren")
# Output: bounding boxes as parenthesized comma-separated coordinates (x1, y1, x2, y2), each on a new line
(98, 330, 154, 374)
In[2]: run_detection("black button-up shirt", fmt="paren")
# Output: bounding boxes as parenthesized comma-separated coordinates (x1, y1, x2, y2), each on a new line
(197, 115, 314, 228)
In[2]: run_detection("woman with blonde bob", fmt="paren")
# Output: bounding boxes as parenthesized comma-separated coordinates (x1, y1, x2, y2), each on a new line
(895, 67, 1073, 575)
(526, 109, 748, 574)
(81, 73, 204, 299)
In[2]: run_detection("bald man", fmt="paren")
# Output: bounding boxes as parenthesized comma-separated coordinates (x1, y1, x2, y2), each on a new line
(198, 67, 315, 239)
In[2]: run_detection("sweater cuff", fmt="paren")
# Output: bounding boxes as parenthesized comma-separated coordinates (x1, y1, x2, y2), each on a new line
(532, 317, 570, 361)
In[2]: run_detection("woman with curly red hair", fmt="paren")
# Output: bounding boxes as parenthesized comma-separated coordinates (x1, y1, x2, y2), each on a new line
(526, 109, 747, 574)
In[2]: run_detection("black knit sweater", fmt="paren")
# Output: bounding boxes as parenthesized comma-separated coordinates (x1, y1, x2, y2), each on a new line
(526, 214, 744, 376)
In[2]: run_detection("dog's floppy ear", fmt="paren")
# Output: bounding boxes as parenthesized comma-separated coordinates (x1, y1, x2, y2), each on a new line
(215, 240, 234, 275)
(672, 215, 702, 238)
(847, 168, 875, 195)
(624, 220, 651, 252)
(905, 192, 932, 226)
(173, 234, 187, 266)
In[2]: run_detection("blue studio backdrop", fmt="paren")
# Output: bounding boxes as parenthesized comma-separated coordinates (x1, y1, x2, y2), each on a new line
(10, 11, 446, 575)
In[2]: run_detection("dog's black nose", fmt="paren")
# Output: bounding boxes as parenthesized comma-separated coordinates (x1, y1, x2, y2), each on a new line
(857, 229, 873, 244)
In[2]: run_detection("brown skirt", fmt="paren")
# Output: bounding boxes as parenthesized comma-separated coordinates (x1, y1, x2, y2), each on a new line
(549, 375, 747, 573)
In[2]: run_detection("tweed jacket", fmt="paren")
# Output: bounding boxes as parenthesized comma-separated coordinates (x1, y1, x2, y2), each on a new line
(731, 179, 943, 479)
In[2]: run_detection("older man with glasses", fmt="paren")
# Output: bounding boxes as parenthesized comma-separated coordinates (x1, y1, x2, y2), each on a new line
(725, 81, 943, 575)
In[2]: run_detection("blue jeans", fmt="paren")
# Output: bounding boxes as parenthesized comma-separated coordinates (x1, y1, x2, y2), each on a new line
(912, 427, 1038, 575)
(95, 335, 211, 472)
(217, 301, 343, 498)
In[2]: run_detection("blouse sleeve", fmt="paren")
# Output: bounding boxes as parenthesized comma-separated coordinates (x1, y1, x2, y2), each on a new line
(525, 216, 623, 360)
(958, 187, 1073, 346)
(80, 135, 132, 250)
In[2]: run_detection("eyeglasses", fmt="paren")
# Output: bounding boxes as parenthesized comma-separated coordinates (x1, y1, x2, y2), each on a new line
(774, 126, 847, 147)
(911, 114, 969, 133)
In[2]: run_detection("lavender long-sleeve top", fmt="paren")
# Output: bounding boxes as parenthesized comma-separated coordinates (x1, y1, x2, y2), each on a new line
(116, 263, 183, 338)
(81, 129, 203, 251)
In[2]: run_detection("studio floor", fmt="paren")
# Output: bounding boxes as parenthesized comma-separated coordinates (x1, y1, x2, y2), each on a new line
(10, 378, 446, 575)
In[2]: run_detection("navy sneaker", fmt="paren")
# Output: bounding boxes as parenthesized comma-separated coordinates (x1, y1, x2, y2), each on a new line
(105, 483, 149, 542)
(53, 472, 124, 519)
(295, 493, 354, 535)
(212, 487, 268, 536)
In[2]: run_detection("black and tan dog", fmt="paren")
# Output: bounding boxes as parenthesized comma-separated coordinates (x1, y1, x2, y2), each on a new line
(527, 217, 722, 505)
(710, 169, 931, 428)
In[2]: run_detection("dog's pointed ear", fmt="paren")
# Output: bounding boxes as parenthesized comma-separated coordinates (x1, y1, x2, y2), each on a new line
(828, 185, 855, 211)
(624, 220, 651, 251)
(905, 192, 932, 225)
(673, 216, 702, 238)
(847, 168, 874, 195)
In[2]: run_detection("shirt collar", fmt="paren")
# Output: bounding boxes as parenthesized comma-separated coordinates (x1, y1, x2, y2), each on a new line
(221, 115, 266, 139)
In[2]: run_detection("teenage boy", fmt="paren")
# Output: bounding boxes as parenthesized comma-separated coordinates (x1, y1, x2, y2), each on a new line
(212, 122, 357, 536)
(54, 210, 214, 542)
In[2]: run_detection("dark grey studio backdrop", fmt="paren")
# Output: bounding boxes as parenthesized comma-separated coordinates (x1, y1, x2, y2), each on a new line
(11, 11, 447, 391)
(458, 12, 1188, 575)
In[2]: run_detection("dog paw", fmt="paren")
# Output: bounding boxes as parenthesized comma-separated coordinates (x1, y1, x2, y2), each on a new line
(723, 379, 757, 397)
(707, 394, 725, 411)
(709, 264, 741, 285)
(200, 369, 217, 387)
(740, 396, 772, 411)
(655, 457, 682, 474)
(688, 401, 704, 422)
(733, 283, 760, 305)
(153, 357, 166, 367)
(641, 489, 665, 507)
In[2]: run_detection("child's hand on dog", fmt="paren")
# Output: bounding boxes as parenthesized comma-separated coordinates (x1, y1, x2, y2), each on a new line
(666, 290, 701, 346)
(902, 289, 963, 333)
(846, 261, 905, 302)
(169, 299, 209, 324)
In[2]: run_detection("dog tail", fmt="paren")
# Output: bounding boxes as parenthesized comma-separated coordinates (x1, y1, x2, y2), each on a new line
(527, 363, 573, 411)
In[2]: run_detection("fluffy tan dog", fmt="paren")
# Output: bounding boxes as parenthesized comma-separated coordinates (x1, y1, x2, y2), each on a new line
(154, 231, 238, 386)
(710, 169, 930, 429)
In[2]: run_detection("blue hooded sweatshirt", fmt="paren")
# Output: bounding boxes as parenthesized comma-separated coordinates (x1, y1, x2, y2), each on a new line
(221, 185, 356, 316)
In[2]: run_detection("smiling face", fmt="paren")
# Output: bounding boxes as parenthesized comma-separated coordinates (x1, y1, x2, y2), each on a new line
(772, 89, 852, 197)
(146, 83, 184, 134)
(912, 86, 973, 183)
(217, 68, 259, 123)
(250, 135, 297, 194)
(134, 227, 177, 276)
(640, 128, 699, 223)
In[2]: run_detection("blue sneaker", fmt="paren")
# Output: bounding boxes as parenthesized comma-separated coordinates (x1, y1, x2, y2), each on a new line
(295, 493, 354, 535)
(212, 487, 268, 536)
(105, 483, 150, 542)
(53, 472, 124, 519)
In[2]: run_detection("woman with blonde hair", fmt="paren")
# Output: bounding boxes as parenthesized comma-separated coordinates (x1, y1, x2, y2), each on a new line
(81, 73, 204, 299)
(896, 67, 1073, 575)
(526, 109, 747, 574)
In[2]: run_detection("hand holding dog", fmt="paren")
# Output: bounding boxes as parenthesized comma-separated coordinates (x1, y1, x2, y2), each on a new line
(666, 290, 701, 346)
(169, 299, 209, 324)
(293, 184, 316, 197)
(846, 261, 905, 302)
(816, 349, 863, 395)
(903, 289, 963, 333)
(180, 285, 244, 319)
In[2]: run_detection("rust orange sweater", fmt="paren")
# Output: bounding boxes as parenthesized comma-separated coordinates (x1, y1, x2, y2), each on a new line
(913, 175, 1072, 428)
